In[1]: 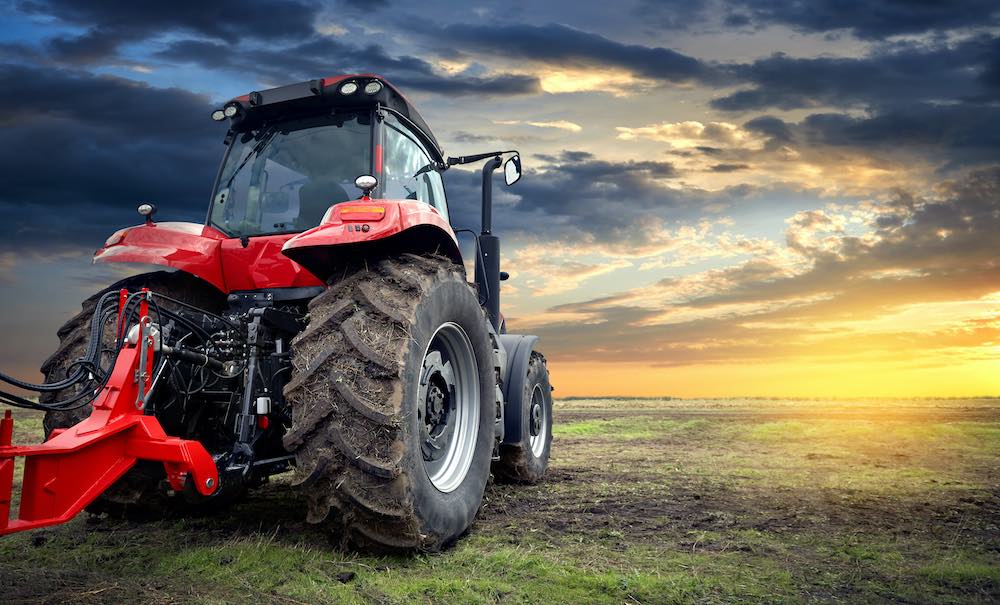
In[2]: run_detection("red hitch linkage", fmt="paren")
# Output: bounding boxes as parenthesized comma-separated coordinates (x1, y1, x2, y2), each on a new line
(0, 289, 218, 535)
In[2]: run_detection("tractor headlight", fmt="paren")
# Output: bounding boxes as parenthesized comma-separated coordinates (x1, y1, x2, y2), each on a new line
(364, 80, 382, 95)
(223, 104, 239, 118)
(211, 109, 226, 121)
(339, 81, 359, 95)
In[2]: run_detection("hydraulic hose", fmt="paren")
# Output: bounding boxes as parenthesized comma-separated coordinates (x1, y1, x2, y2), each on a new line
(0, 291, 155, 411)
(0, 291, 225, 413)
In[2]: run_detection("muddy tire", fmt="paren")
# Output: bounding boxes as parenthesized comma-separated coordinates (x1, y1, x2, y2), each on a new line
(40, 270, 226, 518)
(283, 254, 495, 551)
(494, 352, 553, 483)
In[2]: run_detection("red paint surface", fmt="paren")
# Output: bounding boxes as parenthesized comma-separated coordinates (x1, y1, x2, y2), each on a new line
(94, 200, 459, 293)
(219, 234, 323, 291)
(94, 222, 228, 291)
(284, 199, 459, 255)
(94, 222, 322, 292)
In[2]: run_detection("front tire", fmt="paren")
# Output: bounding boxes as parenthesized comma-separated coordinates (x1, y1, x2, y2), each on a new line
(494, 352, 553, 483)
(284, 254, 495, 551)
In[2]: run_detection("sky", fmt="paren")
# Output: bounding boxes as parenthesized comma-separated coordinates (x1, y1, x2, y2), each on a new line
(0, 0, 998, 398)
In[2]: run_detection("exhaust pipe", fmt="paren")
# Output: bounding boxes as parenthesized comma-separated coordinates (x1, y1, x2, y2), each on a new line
(478, 156, 502, 331)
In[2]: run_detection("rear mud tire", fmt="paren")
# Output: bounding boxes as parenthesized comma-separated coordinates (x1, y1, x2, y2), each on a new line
(494, 352, 553, 483)
(283, 254, 495, 551)
(40, 270, 226, 519)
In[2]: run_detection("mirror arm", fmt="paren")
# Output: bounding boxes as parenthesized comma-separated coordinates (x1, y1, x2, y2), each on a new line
(447, 150, 517, 167)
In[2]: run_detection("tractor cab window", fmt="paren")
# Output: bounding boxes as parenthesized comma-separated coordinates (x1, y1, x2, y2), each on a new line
(210, 112, 372, 237)
(382, 114, 448, 219)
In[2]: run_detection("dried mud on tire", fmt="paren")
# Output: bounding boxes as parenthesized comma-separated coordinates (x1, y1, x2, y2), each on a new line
(284, 254, 494, 552)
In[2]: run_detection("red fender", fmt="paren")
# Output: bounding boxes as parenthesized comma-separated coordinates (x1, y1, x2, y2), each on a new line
(94, 201, 460, 291)
(93, 222, 324, 292)
(94, 222, 228, 292)
(281, 199, 463, 284)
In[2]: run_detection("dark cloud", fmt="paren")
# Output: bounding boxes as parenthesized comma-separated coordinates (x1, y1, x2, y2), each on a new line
(670, 146, 726, 158)
(443, 150, 770, 249)
(45, 27, 122, 65)
(742, 116, 791, 144)
(696, 146, 725, 155)
(635, 0, 998, 39)
(449, 131, 497, 144)
(0, 62, 703, 260)
(493, 152, 683, 238)
(745, 103, 1000, 171)
(0, 63, 220, 253)
(714, 35, 998, 112)
(728, 0, 999, 39)
(10, 0, 321, 67)
(709, 163, 750, 172)
(414, 22, 718, 85)
(155, 38, 540, 96)
(18, 0, 320, 43)
(631, 0, 713, 30)
(339, 0, 389, 9)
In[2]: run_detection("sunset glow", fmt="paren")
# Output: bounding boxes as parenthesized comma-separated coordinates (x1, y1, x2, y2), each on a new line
(0, 2, 997, 398)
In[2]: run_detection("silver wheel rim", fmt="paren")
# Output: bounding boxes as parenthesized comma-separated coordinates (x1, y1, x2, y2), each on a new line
(418, 322, 480, 493)
(528, 383, 548, 457)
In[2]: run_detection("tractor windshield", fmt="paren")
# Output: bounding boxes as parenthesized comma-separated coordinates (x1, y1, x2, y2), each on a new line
(210, 111, 372, 237)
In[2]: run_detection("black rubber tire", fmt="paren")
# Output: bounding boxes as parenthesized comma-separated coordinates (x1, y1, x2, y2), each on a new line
(494, 352, 553, 483)
(40, 270, 226, 518)
(283, 254, 495, 551)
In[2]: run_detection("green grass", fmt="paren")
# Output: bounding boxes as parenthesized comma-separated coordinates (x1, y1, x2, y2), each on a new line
(2, 399, 997, 604)
(921, 559, 1000, 590)
(555, 417, 712, 439)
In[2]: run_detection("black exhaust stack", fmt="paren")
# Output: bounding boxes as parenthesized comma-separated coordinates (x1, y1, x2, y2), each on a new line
(479, 156, 503, 331)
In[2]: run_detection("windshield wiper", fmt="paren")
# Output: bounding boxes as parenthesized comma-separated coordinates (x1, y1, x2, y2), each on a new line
(223, 127, 278, 192)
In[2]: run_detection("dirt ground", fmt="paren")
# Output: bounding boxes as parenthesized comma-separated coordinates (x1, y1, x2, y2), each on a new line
(1, 398, 997, 604)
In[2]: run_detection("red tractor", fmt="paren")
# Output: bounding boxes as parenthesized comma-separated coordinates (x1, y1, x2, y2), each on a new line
(0, 75, 553, 550)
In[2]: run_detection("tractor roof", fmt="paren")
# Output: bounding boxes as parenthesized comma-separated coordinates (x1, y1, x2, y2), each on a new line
(224, 74, 442, 158)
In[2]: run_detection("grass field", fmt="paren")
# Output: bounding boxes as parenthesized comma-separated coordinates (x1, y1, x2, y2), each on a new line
(1, 398, 997, 604)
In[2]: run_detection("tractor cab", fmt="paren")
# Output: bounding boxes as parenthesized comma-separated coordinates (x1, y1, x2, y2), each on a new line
(95, 75, 473, 292)
(208, 76, 449, 239)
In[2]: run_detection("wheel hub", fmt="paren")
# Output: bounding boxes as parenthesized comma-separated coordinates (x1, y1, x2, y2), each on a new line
(426, 379, 448, 424)
(530, 402, 542, 436)
(417, 323, 481, 494)
(419, 351, 456, 463)
(528, 383, 548, 458)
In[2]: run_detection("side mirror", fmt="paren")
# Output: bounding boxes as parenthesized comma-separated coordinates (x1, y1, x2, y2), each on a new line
(503, 155, 522, 186)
